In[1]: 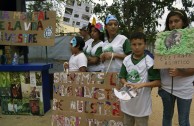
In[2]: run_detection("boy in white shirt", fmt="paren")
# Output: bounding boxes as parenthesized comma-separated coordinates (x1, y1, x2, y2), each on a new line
(64, 36, 87, 72)
(119, 32, 161, 126)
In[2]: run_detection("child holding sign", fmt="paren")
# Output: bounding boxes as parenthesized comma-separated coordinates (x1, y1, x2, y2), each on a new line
(158, 9, 194, 126)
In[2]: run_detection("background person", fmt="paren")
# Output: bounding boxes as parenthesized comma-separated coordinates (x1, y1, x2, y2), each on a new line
(79, 25, 93, 53)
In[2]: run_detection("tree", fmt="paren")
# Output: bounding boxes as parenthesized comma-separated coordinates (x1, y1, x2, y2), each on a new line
(26, 0, 65, 34)
(93, 0, 194, 42)
(26, 0, 194, 40)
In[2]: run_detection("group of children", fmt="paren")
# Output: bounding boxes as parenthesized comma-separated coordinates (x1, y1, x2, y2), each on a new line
(63, 9, 194, 126)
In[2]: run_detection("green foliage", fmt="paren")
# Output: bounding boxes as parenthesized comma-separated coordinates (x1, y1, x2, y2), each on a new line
(26, 0, 65, 33)
(93, 0, 194, 43)
(26, 0, 194, 42)
(26, 1, 53, 12)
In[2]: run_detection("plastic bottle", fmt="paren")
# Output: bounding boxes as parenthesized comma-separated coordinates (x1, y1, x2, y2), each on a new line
(12, 52, 18, 65)
(0, 55, 7, 64)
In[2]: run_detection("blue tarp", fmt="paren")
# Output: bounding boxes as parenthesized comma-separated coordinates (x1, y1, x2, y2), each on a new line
(28, 36, 73, 61)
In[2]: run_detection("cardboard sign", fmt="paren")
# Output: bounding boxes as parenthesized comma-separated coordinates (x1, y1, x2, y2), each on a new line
(52, 72, 124, 126)
(0, 11, 56, 46)
(154, 28, 194, 68)
(154, 54, 194, 68)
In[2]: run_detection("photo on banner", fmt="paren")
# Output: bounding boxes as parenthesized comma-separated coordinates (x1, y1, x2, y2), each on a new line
(0, 72, 44, 115)
(64, 0, 92, 28)
(154, 28, 194, 68)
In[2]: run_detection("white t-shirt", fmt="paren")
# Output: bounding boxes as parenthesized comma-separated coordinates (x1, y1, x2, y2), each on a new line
(83, 38, 93, 53)
(160, 69, 194, 99)
(102, 34, 128, 72)
(85, 40, 104, 72)
(69, 52, 87, 72)
(120, 54, 154, 117)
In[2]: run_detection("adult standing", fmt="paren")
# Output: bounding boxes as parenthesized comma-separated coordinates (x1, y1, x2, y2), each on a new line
(158, 9, 194, 126)
(100, 14, 131, 72)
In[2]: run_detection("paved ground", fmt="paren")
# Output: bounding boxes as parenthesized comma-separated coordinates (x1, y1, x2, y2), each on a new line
(0, 110, 52, 126)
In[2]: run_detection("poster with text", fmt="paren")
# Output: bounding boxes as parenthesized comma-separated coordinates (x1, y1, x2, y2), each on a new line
(52, 72, 124, 126)
(0, 11, 56, 46)
(154, 28, 194, 68)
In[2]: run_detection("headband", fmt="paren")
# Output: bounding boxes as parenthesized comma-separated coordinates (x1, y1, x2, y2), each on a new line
(105, 14, 118, 24)
(173, 10, 184, 17)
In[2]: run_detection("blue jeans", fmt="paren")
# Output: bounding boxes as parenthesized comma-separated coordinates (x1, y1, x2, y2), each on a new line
(158, 89, 192, 126)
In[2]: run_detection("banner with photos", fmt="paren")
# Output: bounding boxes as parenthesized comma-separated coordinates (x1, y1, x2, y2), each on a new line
(64, 0, 92, 28)
(0, 11, 56, 46)
(0, 72, 44, 115)
(52, 72, 124, 126)
(154, 28, 194, 68)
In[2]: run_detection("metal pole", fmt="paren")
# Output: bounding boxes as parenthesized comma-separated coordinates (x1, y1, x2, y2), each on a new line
(45, 46, 48, 64)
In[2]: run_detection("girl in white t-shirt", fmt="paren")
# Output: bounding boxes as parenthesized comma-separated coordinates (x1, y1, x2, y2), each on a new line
(63, 36, 87, 72)
(158, 9, 194, 126)
(100, 14, 131, 72)
(85, 22, 104, 72)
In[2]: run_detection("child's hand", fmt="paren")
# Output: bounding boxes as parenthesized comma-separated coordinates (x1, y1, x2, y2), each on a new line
(100, 53, 105, 62)
(100, 52, 114, 62)
(104, 52, 114, 60)
(132, 83, 144, 90)
(87, 56, 92, 62)
(124, 83, 133, 88)
(125, 83, 144, 90)
(168, 68, 180, 77)
(63, 62, 69, 71)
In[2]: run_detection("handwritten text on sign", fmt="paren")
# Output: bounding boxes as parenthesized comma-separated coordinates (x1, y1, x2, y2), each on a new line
(154, 54, 194, 68)
(0, 11, 56, 46)
(52, 72, 124, 126)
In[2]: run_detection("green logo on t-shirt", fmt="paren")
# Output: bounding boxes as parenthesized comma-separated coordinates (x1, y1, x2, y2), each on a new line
(103, 45, 113, 52)
(127, 69, 140, 83)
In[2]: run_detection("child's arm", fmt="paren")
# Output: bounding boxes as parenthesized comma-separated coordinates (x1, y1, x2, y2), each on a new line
(130, 80, 161, 90)
(63, 62, 69, 72)
(120, 78, 160, 89)
(88, 56, 100, 65)
(120, 78, 134, 88)
(169, 68, 194, 77)
(79, 66, 87, 72)
(101, 52, 127, 62)
(88, 47, 101, 65)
